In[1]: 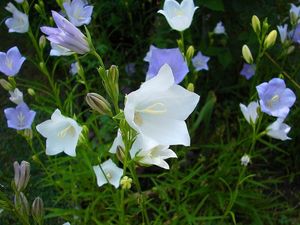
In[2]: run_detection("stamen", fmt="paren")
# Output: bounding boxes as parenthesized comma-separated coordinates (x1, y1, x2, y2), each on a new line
(58, 125, 75, 138)
(136, 102, 166, 114)
(268, 94, 280, 107)
(17, 112, 25, 127)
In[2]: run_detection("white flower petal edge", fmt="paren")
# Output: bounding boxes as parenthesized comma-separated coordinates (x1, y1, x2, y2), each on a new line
(124, 64, 200, 146)
(158, 0, 198, 32)
(266, 118, 291, 141)
(36, 109, 82, 157)
(93, 159, 123, 188)
(109, 129, 125, 154)
(130, 135, 177, 169)
(239, 101, 259, 125)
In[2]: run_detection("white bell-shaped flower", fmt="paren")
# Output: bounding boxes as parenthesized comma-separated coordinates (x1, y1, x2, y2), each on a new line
(124, 64, 200, 146)
(266, 118, 291, 141)
(158, 0, 198, 32)
(93, 159, 123, 188)
(239, 101, 259, 125)
(130, 135, 177, 169)
(9, 88, 23, 105)
(5, 3, 29, 33)
(36, 109, 82, 156)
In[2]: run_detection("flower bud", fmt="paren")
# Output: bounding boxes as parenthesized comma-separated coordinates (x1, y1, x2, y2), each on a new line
(109, 65, 119, 84)
(264, 30, 277, 49)
(0, 79, 13, 91)
(39, 35, 46, 49)
(86, 93, 112, 116)
(177, 39, 184, 53)
(186, 45, 195, 61)
(287, 45, 295, 55)
(120, 176, 133, 190)
(32, 197, 44, 224)
(14, 192, 29, 216)
(13, 161, 30, 192)
(27, 88, 36, 96)
(23, 129, 33, 140)
(34, 4, 42, 15)
(251, 15, 261, 34)
(187, 83, 194, 92)
(242, 45, 253, 64)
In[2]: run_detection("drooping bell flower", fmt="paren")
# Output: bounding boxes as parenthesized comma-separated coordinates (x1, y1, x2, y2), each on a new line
(41, 11, 90, 54)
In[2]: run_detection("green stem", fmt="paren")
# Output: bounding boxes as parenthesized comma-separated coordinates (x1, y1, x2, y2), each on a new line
(265, 52, 300, 90)
(91, 50, 105, 68)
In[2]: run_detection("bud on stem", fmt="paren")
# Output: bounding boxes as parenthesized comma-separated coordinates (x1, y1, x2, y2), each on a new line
(242, 45, 253, 64)
(86, 93, 112, 116)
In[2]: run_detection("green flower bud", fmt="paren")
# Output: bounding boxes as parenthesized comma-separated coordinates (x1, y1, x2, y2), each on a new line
(109, 65, 119, 84)
(0, 79, 13, 91)
(242, 45, 253, 64)
(39, 35, 46, 49)
(187, 83, 194, 92)
(186, 45, 195, 62)
(85, 93, 112, 116)
(27, 88, 36, 96)
(34, 4, 42, 15)
(264, 30, 277, 49)
(32, 197, 44, 224)
(116, 146, 125, 164)
(251, 15, 261, 34)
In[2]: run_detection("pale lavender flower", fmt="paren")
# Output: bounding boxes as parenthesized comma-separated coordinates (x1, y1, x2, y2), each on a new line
(192, 51, 210, 71)
(240, 154, 251, 166)
(63, 0, 93, 27)
(9, 88, 23, 104)
(0, 47, 26, 77)
(277, 24, 288, 43)
(146, 47, 189, 84)
(144, 45, 156, 62)
(125, 63, 136, 76)
(5, 2, 29, 33)
(40, 11, 90, 54)
(291, 23, 300, 43)
(290, 3, 300, 24)
(240, 63, 256, 80)
(256, 78, 296, 118)
(70, 62, 79, 75)
(4, 103, 36, 130)
(239, 101, 259, 125)
(15, 0, 24, 3)
(213, 21, 226, 34)
(267, 118, 291, 141)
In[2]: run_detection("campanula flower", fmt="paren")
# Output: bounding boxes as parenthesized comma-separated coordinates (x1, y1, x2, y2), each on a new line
(4, 103, 36, 130)
(124, 64, 200, 146)
(239, 101, 259, 125)
(266, 118, 291, 141)
(50, 43, 73, 56)
(5, 3, 29, 33)
(15, 0, 24, 3)
(240, 154, 251, 166)
(146, 47, 188, 84)
(109, 129, 125, 154)
(0, 46, 26, 76)
(291, 23, 300, 43)
(130, 135, 177, 169)
(70, 62, 79, 75)
(9, 88, 23, 104)
(277, 24, 288, 43)
(36, 109, 82, 157)
(192, 51, 210, 71)
(213, 21, 226, 34)
(240, 63, 256, 80)
(290, 3, 300, 25)
(158, 0, 198, 32)
(93, 159, 123, 188)
(256, 78, 296, 118)
(63, 0, 93, 27)
(41, 11, 90, 54)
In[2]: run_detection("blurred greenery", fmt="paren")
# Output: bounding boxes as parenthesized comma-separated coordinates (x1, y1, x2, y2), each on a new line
(0, 0, 300, 224)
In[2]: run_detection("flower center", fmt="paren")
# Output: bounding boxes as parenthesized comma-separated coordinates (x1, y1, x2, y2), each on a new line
(268, 94, 280, 107)
(105, 172, 112, 180)
(17, 112, 25, 127)
(175, 9, 184, 16)
(134, 103, 166, 126)
(58, 125, 75, 138)
(6, 57, 13, 69)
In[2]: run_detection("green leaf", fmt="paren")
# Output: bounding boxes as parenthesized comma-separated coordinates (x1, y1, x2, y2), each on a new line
(198, 0, 224, 11)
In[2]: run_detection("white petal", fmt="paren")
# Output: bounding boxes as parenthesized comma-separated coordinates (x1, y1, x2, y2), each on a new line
(109, 130, 125, 154)
(93, 165, 108, 187)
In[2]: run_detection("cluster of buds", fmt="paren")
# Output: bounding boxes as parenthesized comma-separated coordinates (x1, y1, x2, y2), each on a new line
(12, 161, 44, 225)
